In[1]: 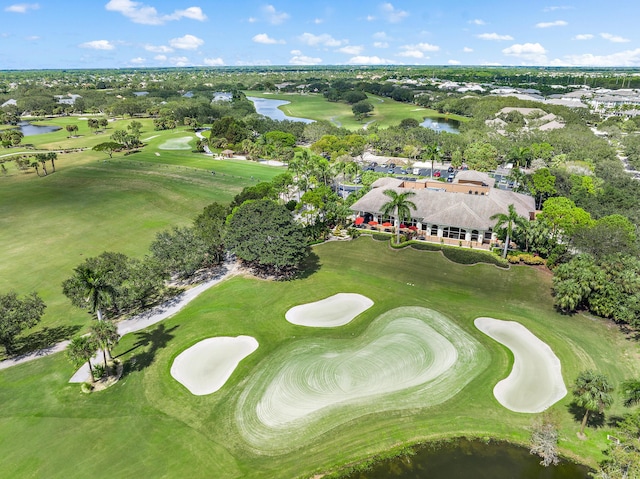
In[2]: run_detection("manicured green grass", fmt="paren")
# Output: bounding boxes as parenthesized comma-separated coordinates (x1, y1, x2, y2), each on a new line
(0, 238, 637, 478)
(245, 91, 467, 130)
(0, 129, 284, 347)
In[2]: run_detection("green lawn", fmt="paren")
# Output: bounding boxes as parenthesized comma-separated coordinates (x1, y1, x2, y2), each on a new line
(0, 125, 284, 348)
(0, 238, 637, 478)
(245, 91, 467, 130)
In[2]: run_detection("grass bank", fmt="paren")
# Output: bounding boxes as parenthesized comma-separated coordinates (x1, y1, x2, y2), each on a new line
(0, 237, 636, 478)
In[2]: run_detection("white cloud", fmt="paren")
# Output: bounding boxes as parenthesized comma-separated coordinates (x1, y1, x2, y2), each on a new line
(573, 34, 594, 40)
(262, 4, 289, 25)
(337, 45, 363, 55)
(398, 42, 439, 58)
(543, 5, 572, 12)
(366, 15, 375, 21)
(170, 56, 190, 66)
(252, 33, 284, 44)
(4, 3, 39, 13)
(290, 49, 301, 55)
(373, 31, 388, 40)
(535, 20, 567, 28)
(79, 40, 115, 50)
(380, 2, 408, 23)
(469, 19, 485, 25)
(298, 32, 342, 47)
(248, 17, 257, 23)
(448, 59, 461, 65)
(313, 18, 323, 24)
(600, 32, 630, 43)
(130, 57, 145, 64)
(105, 0, 207, 25)
(169, 34, 204, 50)
(235, 59, 272, 66)
(502, 42, 547, 63)
(347, 55, 395, 65)
(25, 35, 39, 41)
(144, 44, 173, 53)
(203, 57, 224, 66)
(289, 54, 322, 65)
(477, 33, 513, 41)
(463, 47, 473, 53)
(373, 41, 389, 48)
(551, 48, 640, 67)
(154, 54, 167, 61)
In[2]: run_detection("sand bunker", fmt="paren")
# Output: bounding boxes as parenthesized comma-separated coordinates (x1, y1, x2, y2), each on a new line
(285, 293, 373, 327)
(474, 317, 567, 413)
(158, 137, 192, 150)
(236, 307, 488, 453)
(171, 336, 258, 395)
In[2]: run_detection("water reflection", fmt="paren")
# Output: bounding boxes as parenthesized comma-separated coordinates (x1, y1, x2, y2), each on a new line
(420, 117, 460, 134)
(247, 96, 314, 124)
(18, 121, 61, 136)
(343, 439, 590, 479)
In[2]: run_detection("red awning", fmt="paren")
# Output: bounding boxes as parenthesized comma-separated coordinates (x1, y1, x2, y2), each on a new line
(382, 222, 392, 227)
(368, 221, 378, 226)
(408, 225, 418, 231)
(354, 217, 364, 225)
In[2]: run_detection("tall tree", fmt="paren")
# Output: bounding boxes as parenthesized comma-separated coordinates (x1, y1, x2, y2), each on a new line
(62, 265, 115, 321)
(422, 142, 441, 179)
(572, 370, 614, 436)
(490, 204, 528, 258)
(0, 291, 46, 355)
(67, 335, 98, 383)
(381, 189, 416, 244)
(226, 199, 308, 278)
(621, 379, 640, 408)
(90, 320, 119, 372)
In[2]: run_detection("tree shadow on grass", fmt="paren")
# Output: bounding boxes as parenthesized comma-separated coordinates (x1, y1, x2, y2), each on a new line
(117, 324, 179, 376)
(567, 402, 606, 429)
(13, 325, 82, 357)
(296, 251, 321, 280)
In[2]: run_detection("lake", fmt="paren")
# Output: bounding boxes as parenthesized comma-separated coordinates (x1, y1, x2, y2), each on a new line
(343, 439, 591, 479)
(18, 121, 61, 136)
(247, 97, 314, 124)
(420, 117, 460, 134)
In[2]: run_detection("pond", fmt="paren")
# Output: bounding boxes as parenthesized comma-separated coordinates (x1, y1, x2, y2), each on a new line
(247, 96, 314, 124)
(420, 117, 460, 134)
(343, 439, 591, 479)
(18, 121, 61, 136)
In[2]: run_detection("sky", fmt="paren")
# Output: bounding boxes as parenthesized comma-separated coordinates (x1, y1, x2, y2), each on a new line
(1, 0, 639, 70)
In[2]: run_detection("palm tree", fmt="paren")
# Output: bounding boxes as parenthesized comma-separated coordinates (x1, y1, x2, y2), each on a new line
(36, 154, 48, 176)
(381, 189, 417, 244)
(572, 370, 614, 435)
(621, 379, 640, 408)
(47, 152, 57, 173)
(90, 321, 120, 372)
(30, 161, 42, 177)
(67, 335, 98, 383)
(490, 204, 528, 258)
(422, 142, 441, 179)
(75, 265, 114, 321)
(344, 161, 360, 182)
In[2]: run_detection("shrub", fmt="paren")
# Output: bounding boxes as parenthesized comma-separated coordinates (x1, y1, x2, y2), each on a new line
(92, 364, 105, 380)
(521, 254, 546, 265)
(372, 233, 391, 241)
(507, 254, 521, 264)
(410, 242, 441, 252)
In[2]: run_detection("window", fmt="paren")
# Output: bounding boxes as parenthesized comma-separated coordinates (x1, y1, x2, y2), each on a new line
(471, 230, 479, 241)
(430, 224, 438, 236)
(443, 226, 464, 240)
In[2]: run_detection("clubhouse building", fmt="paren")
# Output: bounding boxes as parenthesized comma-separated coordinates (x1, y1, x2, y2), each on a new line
(350, 170, 536, 249)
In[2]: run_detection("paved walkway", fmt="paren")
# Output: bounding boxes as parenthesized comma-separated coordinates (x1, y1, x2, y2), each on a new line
(0, 260, 240, 380)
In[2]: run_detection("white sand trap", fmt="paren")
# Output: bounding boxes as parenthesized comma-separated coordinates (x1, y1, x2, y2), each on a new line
(236, 307, 488, 453)
(285, 293, 373, 327)
(142, 135, 160, 142)
(171, 336, 258, 395)
(474, 317, 567, 413)
(158, 137, 192, 150)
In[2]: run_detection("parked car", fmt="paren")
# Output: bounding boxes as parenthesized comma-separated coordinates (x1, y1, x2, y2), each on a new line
(447, 173, 455, 182)
(433, 171, 441, 178)
(447, 166, 454, 173)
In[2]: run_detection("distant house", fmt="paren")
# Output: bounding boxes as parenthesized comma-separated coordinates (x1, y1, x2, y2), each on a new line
(221, 149, 235, 158)
(213, 92, 232, 102)
(351, 172, 535, 248)
(1, 98, 17, 107)
(54, 93, 82, 105)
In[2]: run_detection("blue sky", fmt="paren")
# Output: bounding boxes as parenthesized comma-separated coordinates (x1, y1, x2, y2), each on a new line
(1, 0, 639, 69)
